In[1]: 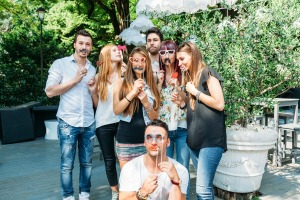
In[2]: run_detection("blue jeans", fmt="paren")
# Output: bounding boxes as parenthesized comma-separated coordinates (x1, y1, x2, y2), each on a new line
(167, 127, 191, 199)
(191, 147, 223, 200)
(167, 127, 190, 170)
(58, 118, 96, 198)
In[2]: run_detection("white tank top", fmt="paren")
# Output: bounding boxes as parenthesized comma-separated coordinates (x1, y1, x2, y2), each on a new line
(95, 83, 119, 128)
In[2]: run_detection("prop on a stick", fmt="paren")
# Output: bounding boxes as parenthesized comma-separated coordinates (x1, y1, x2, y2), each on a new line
(167, 72, 178, 85)
(118, 45, 128, 77)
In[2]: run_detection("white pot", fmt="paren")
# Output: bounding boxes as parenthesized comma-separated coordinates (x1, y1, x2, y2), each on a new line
(213, 128, 278, 193)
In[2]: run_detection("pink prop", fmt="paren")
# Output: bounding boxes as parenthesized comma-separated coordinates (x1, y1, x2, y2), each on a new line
(118, 45, 126, 51)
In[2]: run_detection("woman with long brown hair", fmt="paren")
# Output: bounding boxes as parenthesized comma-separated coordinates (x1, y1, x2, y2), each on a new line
(113, 46, 160, 169)
(172, 42, 227, 200)
(88, 44, 125, 200)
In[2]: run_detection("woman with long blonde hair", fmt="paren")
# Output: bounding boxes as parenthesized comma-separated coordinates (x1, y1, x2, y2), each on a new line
(113, 47, 160, 169)
(171, 42, 227, 200)
(89, 44, 125, 200)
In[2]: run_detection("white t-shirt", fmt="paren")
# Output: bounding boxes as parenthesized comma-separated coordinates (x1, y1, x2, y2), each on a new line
(119, 155, 189, 199)
(95, 83, 119, 128)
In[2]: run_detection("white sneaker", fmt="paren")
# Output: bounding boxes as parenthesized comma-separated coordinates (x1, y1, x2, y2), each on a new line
(63, 196, 75, 200)
(79, 192, 90, 200)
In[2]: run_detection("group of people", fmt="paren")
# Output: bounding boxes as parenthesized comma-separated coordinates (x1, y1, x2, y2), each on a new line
(45, 27, 227, 200)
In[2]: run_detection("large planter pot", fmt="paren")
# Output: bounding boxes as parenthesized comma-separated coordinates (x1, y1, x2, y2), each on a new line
(213, 127, 278, 193)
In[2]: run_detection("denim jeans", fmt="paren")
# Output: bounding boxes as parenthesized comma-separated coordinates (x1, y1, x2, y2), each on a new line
(96, 123, 118, 186)
(58, 118, 96, 198)
(191, 147, 223, 200)
(167, 127, 191, 199)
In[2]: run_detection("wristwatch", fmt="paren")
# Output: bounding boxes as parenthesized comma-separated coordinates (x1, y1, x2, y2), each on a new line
(171, 179, 181, 186)
(137, 188, 148, 200)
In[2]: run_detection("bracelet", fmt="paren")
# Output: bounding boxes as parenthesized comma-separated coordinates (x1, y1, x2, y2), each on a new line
(137, 188, 148, 200)
(195, 90, 201, 100)
(179, 102, 187, 110)
(171, 179, 181, 186)
(125, 96, 131, 103)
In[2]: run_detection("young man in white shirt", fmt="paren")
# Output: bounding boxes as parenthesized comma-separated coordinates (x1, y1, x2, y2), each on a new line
(119, 119, 189, 200)
(45, 29, 96, 200)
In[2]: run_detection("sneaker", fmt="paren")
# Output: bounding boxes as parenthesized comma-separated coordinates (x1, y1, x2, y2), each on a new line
(79, 192, 90, 200)
(63, 196, 75, 200)
(112, 190, 119, 200)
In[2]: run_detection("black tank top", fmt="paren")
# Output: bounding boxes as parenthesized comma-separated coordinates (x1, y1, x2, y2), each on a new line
(117, 102, 146, 144)
(187, 67, 227, 151)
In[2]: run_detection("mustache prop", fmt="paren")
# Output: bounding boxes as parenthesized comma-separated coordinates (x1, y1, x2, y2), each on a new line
(80, 49, 88, 53)
(133, 67, 143, 71)
(163, 58, 171, 64)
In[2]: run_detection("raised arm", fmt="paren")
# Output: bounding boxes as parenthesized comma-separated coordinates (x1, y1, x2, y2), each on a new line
(119, 175, 158, 200)
(186, 75, 224, 111)
(113, 79, 142, 115)
(158, 161, 186, 200)
(46, 68, 87, 98)
(88, 74, 99, 108)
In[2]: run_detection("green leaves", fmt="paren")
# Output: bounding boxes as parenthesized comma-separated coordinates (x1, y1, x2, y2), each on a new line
(157, 0, 300, 126)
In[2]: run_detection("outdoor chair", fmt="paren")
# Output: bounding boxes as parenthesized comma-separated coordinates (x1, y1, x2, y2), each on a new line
(274, 123, 300, 166)
(0, 105, 36, 144)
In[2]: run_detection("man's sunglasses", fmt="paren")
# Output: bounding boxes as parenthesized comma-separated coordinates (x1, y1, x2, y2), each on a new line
(159, 50, 175, 56)
(145, 134, 164, 143)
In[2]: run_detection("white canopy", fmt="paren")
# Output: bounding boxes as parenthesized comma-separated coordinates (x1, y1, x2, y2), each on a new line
(136, 0, 238, 16)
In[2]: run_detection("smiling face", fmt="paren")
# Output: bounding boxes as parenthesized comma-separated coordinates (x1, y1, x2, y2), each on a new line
(144, 125, 169, 158)
(74, 35, 92, 58)
(176, 51, 192, 71)
(110, 45, 122, 62)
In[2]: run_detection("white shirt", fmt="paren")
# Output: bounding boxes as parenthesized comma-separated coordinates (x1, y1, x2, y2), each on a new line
(45, 55, 96, 127)
(95, 83, 119, 128)
(119, 155, 189, 199)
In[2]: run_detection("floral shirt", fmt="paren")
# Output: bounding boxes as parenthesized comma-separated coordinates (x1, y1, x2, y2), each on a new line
(158, 85, 187, 129)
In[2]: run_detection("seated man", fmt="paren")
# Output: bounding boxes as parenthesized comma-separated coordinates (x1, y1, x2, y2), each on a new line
(119, 119, 189, 200)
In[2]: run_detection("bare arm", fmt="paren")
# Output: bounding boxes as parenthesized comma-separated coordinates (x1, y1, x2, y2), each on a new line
(88, 74, 98, 108)
(137, 90, 158, 120)
(113, 79, 141, 115)
(119, 191, 138, 200)
(186, 75, 224, 111)
(119, 175, 158, 200)
(168, 186, 186, 200)
(158, 161, 186, 200)
(46, 68, 87, 98)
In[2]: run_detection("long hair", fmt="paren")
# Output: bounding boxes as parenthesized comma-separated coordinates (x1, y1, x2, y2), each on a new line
(97, 44, 122, 101)
(177, 42, 206, 110)
(159, 40, 182, 88)
(120, 47, 160, 116)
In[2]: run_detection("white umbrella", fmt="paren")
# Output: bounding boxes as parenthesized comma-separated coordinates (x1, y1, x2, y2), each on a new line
(136, 0, 238, 16)
(130, 15, 154, 32)
(119, 27, 146, 46)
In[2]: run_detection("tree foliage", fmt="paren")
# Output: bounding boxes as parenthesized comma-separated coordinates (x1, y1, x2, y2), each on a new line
(0, 0, 137, 107)
(156, 0, 300, 126)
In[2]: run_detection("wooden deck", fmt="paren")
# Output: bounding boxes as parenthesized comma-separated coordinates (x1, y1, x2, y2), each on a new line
(0, 138, 300, 200)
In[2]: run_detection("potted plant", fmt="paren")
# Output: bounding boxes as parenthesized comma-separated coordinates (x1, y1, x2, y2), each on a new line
(155, 0, 300, 197)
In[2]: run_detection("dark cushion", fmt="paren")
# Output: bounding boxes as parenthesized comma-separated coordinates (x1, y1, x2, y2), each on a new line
(0, 107, 35, 144)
